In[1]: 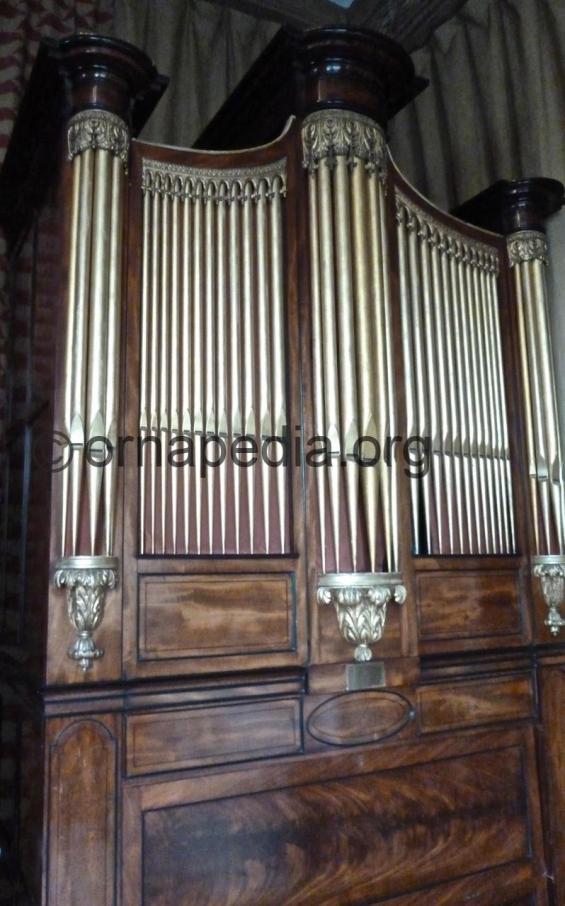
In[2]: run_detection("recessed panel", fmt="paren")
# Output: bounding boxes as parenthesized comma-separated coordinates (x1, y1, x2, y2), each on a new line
(141, 746, 529, 905)
(139, 573, 295, 661)
(127, 698, 301, 774)
(417, 570, 522, 647)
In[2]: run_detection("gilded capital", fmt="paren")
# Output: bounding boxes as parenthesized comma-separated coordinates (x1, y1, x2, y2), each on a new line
(68, 109, 130, 168)
(302, 109, 386, 179)
(507, 230, 549, 266)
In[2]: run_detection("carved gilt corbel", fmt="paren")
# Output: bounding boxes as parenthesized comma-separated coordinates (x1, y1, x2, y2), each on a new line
(533, 555, 565, 636)
(318, 573, 406, 662)
(54, 556, 118, 671)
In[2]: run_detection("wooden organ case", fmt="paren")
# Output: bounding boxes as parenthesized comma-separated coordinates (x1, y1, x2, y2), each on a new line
(2, 25, 565, 906)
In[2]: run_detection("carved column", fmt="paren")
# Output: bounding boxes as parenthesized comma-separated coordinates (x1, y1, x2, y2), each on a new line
(457, 178, 565, 635)
(52, 37, 160, 669)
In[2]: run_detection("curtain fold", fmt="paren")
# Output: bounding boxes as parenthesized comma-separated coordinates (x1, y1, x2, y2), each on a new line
(111, 0, 277, 147)
(388, 0, 565, 445)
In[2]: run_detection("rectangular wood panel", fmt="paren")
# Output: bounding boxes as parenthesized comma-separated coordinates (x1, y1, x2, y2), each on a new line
(140, 745, 529, 906)
(418, 674, 535, 733)
(417, 571, 522, 646)
(126, 697, 302, 775)
(138, 573, 295, 660)
(47, 717, 117, 906)
(539, 666, 565, 904)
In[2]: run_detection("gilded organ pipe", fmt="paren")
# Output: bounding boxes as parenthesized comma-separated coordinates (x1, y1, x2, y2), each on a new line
(170, 185, 181, 554)
(377, 180, 398, 572)
(216, 186, 228, 554)
(228, 185, 242, 552)
(241, 180, 257, 553)
(318, 158, 342, 570)
(181, 184, 192, 553)
(270, 180, 287, 552)
(256, 180, 272, 553)
(308, 173, 327, 572)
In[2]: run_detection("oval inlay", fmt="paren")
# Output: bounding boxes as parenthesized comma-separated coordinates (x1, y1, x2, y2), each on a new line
(307, 690, 414, 747)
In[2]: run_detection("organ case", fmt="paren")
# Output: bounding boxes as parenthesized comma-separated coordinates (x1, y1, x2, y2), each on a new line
(1, 24, 564, 906)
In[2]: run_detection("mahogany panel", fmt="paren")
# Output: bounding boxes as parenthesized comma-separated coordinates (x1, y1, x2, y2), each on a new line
(126, 697, 301, 775)
(306, 690, 414, 747)
(538, 665, 565, 904)
(417, 569, 523, 651)
(418, 674, 535, 733)
(139, 746, 529, 905)
(138, 573, 295, 661)
(46, 716, 118, 906)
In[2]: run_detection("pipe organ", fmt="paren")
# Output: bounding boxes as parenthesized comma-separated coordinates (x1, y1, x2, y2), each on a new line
(2, 25, 565, 906)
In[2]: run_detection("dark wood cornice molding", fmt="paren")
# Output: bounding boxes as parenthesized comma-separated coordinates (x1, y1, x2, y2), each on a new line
(56, 33, 167, 129)
(0, 34, 168, 250)
(454, 178, 565, 235)
(196, 25, 427, 150)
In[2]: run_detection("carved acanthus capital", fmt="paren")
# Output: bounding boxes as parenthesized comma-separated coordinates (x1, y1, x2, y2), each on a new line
(507, 230, 549, 267)
(54, 556, 118, 671)
(68, 110, 130, 168)
(318, 573, 406, 662)
(533, 556, 565, 636)
(302, 110, 386, 180)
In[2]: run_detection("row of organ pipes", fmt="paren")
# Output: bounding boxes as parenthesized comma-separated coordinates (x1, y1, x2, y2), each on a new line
(139, 160, 289, 556)
(395, 191, 515, 556)
(510, 232, 565, 556)
(304, 110, 399, 576)
(60, 113, 126, 560)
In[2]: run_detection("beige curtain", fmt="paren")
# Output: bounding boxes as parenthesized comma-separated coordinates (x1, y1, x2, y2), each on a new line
(388, 0, 565, 438)
(111, 0, 277, 147)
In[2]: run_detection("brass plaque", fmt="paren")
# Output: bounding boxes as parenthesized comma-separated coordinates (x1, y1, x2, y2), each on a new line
(346, 661, 386, 691)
